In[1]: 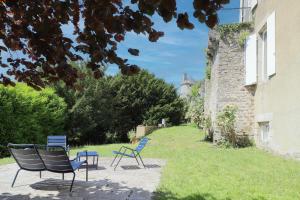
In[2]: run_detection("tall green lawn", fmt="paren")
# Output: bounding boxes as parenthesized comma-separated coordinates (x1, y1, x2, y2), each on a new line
(1, 125, 300, 199)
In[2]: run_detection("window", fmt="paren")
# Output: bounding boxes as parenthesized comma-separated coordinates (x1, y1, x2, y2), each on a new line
(259, 11, 276, 82)
(259, 122, 270, 143)
(261, 29, 268, 81)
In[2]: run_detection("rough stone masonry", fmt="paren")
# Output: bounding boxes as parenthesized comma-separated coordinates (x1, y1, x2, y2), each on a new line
(204, 29, 255, 143)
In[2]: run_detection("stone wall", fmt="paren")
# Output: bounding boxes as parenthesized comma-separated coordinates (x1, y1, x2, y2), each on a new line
(204, 29, 255, 143)
(136, 125, 157, 138)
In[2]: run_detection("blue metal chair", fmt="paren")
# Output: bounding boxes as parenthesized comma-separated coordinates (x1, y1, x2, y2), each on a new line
(110, 137, 149, 170)
(47, 135, 70, 155)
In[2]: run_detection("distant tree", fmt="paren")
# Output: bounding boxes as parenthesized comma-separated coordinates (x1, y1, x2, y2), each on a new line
(55, 68, 185, 144)
(185, 81, 205, 128)
(111, 70, 185, 137)
(0, 0, 229, 89)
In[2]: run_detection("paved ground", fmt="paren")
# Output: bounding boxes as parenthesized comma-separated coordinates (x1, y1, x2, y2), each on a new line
(0, 157, 165, 200)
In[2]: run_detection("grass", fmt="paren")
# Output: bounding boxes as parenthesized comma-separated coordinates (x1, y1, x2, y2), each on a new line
(1, 125, 300, 199)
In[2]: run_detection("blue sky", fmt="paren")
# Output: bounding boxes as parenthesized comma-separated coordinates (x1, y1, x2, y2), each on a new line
(0, 0, 240, 87)
(107, 0, 241, 87)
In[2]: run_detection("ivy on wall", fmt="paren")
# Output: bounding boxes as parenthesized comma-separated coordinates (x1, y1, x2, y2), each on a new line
(204, 22, 254, 80)
(216, 22, 253, 47)
(205, 48, 213, 80)
(216, 22, 253, 38)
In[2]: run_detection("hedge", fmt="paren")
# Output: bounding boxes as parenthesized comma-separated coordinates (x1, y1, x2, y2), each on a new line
(0, 84, 67, 157)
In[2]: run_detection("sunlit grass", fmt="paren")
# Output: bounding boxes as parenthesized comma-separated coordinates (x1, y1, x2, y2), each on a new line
(1, 125, 300, 199)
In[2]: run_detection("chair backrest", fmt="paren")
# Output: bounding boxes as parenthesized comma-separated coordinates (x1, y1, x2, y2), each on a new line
(8, 144, 45, 171)
(135, 137, 149, 153)
(35, 145, 73, 173)
(47, 136, 67, 149)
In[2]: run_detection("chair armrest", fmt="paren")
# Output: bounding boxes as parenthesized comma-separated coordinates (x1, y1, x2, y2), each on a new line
(121, 146, 136, 152)
(117, 146, 125, 152)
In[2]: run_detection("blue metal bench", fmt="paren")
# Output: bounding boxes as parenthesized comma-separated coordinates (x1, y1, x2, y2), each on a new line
(47, 135, 70, 155)
(8, 144, 88, 192)
(110, 137, 149, 170)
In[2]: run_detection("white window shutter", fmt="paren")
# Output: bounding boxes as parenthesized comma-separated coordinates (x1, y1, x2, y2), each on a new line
(245, 33, 257, 85)
(267, 11, 276, 77)
(251, 0, 258, 10)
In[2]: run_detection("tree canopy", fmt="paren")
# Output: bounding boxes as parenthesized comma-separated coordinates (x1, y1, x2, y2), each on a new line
(55, 69, 185, 145)
(0, 0, 229, 89)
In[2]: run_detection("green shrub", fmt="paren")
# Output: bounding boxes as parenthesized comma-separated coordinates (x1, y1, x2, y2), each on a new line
(185, 98, 205, 128)
(216, 105, 253, 148)
(127, 130, 137, 143)
(185, 81, 205, 129)
(105, 132, 120, 144)
(203, 115, 213, 142)
(235, 136, 255, 148)
(238, 30, 250, 47)
(0, 84, 66, 157)
(216, 105, 238, 147)
(205, 65, 212, 80)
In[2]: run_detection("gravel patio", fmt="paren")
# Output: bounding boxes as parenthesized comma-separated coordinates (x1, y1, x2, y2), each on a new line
(0, 157, 165, 200)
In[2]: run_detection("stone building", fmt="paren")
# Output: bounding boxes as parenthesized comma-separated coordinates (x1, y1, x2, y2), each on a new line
(205, 0, 300, 158)
(179, 73, 195, 99)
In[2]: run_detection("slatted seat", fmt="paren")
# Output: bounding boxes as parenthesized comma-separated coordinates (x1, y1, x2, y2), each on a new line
(8, 144, 88, 192)
(111, 137, 149, 170)
(47, 136, 70, 154)
(35, 145, 88, 192)
(8, 144, 45, 187)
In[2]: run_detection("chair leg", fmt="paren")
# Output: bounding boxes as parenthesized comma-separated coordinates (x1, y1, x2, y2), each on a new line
(40, 171, 42, 178)
(137, 153, 146, 168)
(62, 173, 64, 180)
(78, 156, 81, 171)
(86, 161, 88, 182)
(114, 154, 124, 171)
(96, 156, 99, 170)
(12, 169, 22, 187)
(70, 172, 76, 192)
(134, 155, 140, 165)
(110, 154, 118, 166)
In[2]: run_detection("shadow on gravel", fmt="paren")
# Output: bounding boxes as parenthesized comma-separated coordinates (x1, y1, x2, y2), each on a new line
(0, 178, 153, 200)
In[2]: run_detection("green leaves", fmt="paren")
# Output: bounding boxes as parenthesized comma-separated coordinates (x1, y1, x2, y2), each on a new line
(56, 69, 185, 144)
(0, 84, 67, 157)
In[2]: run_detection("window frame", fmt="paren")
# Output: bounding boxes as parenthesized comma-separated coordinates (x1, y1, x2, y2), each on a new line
(259, 26, 268, 82)
(259, 122, 270, 143)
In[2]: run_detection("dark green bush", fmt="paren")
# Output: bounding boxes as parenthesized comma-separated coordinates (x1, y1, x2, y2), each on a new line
(55, 69, 185, 145)
(235, 136, 254, 148)
(0, 84, 67, 157)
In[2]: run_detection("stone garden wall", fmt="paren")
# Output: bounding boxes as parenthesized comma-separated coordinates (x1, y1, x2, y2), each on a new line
(204, 29, 255, 143)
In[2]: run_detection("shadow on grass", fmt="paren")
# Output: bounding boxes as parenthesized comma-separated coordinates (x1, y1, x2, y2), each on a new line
(153, 190, 268, 200)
